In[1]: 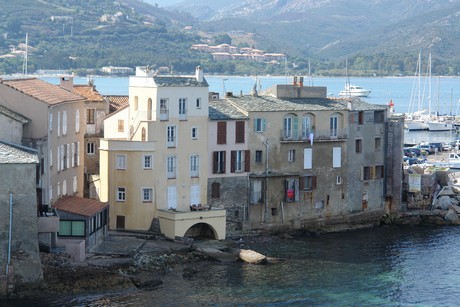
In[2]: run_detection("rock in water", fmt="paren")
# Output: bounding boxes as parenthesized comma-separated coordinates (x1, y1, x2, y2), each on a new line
(238, 249, 267, 265)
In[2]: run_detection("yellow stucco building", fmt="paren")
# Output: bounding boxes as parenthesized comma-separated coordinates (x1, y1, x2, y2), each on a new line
(100, 67, 226, 239)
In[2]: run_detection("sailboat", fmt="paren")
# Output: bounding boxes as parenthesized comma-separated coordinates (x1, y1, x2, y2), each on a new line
(338, 59, 371, 97)
(405, 52, 430, 131)
(427, 75, 454, 131)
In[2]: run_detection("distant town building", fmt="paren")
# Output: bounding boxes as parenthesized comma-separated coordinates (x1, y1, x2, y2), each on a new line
(191, 44, 285, 63)
(101, 66, 133, 75)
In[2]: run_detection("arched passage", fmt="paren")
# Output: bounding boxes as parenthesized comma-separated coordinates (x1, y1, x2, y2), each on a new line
(184, 222, 217, 239)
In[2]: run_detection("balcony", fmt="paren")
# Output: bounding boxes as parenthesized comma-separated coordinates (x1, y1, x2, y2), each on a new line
(280, 128, 347, 142)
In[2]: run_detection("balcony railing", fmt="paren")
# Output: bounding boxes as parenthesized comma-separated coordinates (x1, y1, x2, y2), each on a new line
(280, 128, 347, 142)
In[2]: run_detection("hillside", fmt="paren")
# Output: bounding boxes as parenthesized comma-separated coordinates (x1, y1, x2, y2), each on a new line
(2, 0, 460, 76)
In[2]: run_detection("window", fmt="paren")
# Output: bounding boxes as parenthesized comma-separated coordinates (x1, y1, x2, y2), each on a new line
(213, 151, 226, 174)
(167, 126, 177, 147)
(288, 149, 296, 162)
(254, 118, 266, 132)
(190, 155, 199, 177)
(167, 186, 177, 209)
(76, 142, 80, 166)
(86, 108, 95, 124)
(196, 98, 202, 108)
(330, 114, 339, 137)
(251, 180, 263, 204)
(179, 98, 187, 119)
(75, 109, 80, 133)
(71, 142, 75, 167)
(134, 96, 138, 111)
(143, 155, 152, 169)
(190, 185, 200, 205)
(304, 148, 312, 169)
(355, 139, 362, 153)
(160, 99, 169, 120)
(358, 111, 364, 125)
(117, 187, 126, 201)
(62, 111, 67, 135)
(302, 116, 312, 139)
(118, 119, 124, 132)
(57, 181, 61, 198)
(142, 188, 153, 202)
(191, 127, 198, 140)
(375, 165, 384, 179)
(302, 175, 317, 191)
(233, 150, 244, 172)
(73, 176, 77, 193)
(375, 137, 381, 151)
(57, 111, 61, 137)
(167, 156, 177, 179)
(217, 122, 227, 144)
(235, 121, 245, 143)
(49, 113, 53, 132)
(283, 115, 295, 139)
(211, 182, 220, 198)
(62, 179, 67, 195)
(333, 147, 341, 168)
(142, 127, 146, 141)
(285, 178, 299, 202)
(255, 150, 263, 164)
(49, 150, 53, 168)
(49, 185, 53, 202)
(116, 154, 126, 169)
(362, 166, 372, 180)
(336, 176, 343, 185)
(374, 110, 384, 123)
(58, 220, 85, 237)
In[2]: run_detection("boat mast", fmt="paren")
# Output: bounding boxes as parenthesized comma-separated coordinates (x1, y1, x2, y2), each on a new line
(22, 33, 28, 76)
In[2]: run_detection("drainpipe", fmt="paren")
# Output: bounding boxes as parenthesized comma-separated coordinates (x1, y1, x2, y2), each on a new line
(6, 192, 12, 275)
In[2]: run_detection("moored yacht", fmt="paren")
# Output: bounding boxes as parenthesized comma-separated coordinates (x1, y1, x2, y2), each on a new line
(338, 84, 371, 97)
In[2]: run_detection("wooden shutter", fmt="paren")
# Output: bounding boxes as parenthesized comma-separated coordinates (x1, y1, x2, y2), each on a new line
(312, 176, 317, 190)
(244, 150, 250, 172)
(236, 121, 245, 143)
(217, 122, 227, 144)
(231, 151, 236, 173)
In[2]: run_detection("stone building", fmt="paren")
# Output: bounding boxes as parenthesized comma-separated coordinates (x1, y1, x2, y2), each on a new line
(0, 141, 42, 294)
(219, 80, 403, 232)
(208, 98, 250, 232)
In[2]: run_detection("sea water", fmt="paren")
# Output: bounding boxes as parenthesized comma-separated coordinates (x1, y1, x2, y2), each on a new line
(6, 225, 460, 306)
(40, 75, 460, 116)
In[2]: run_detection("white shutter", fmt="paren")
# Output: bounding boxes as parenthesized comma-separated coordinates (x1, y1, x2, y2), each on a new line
(77, 142, 80, 166)
(57, 111, 60, 136)
(303, 148, 312, 169)
(63, 111, 67, 135)
(57, 147, 60, 171)
(66, 144, 70, 169)
(333, 147, 341, 168)
(49, 113, 53, 132)
(75, 109, 80, 133)
(60, 145, 64, 170)
(71, 143, 75, 167)
(63, 179, 67, 195)
(190, 185, 200, 205)
(167, 186, 177, 209)
(73, 176, 77, 193)
(49, 150, 53, 167)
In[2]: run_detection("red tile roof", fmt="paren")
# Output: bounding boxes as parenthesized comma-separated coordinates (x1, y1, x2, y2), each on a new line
(73, 84, 104, 102)
(1, 78, 84, 105)
(53, 196, 108, 217)
(105, 95, 129, 113)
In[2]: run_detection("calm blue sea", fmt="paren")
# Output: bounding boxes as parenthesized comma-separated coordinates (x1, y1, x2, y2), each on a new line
(40, 75, 460, 116)
(5, 226, 460, 306)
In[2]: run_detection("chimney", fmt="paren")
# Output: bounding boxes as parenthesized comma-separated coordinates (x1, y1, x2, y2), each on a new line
(195, 66, 204, 82)
(59, 76, 74, 92)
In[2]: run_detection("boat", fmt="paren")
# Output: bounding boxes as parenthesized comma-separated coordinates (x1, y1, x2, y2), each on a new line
(338, 84, 371, 97)
(427, 120, 454, 131)
(429, 153, 460, 169)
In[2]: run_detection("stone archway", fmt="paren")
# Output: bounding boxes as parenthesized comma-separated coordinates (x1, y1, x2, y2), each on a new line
(184, 222, 217, 239)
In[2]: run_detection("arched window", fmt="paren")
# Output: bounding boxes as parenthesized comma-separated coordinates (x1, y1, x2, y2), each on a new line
(141, 127, 146, 141)
(134, 96, 138, 111)
(147, 98, 152, 120)
(283, 113, 298, 140)
(302, 113, 315, 139)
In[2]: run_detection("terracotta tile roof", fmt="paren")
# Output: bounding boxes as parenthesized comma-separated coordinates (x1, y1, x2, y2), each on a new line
(73, 84, 104, 102)
(105, 95, 129, 113)
(53, 196, 108, 217)
(1, 78, 84, 105)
